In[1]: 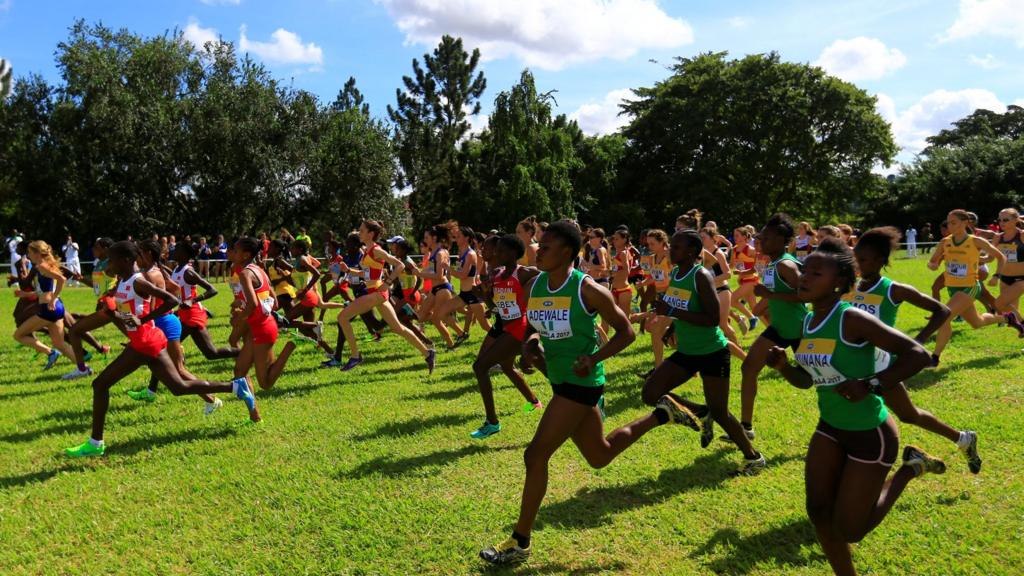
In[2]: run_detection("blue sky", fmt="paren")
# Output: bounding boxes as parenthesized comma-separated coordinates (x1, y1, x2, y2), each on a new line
(1, 0, 1022, 165)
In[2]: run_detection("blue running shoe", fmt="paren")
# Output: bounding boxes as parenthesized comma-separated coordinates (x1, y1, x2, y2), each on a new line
(44, 350, 61, 370)
(340, 356, 364, 371)
(232, 376, 257, 413)
(321, 358, 343, 368)
(425, 349, 436, 375)
(470, 421, 501, 439)
(749, 317, 758, 330)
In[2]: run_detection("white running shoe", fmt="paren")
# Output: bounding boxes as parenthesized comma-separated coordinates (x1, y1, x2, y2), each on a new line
(314, 320, 324, 341)
(203, 397, 224, 416)
(62, 367, 93, 380)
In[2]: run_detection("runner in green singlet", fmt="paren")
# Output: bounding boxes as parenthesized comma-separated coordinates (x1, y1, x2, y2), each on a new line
(850, 227, 982, 473)
(641, 229, 767, 476)
(479, 221, 702, 566)
(738, 213, 808, 440)
(767, 238, 945, 576)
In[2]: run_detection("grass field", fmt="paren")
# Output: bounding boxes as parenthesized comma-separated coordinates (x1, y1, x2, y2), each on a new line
(1, 256, 1022, 575)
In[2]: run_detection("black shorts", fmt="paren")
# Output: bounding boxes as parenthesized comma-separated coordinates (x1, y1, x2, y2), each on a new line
(459, 290, 481, 305)
(763, 326, 801, 350)
(666, 347, 729, 378)
(815, 416, 898, 467)
(551, 382, 605, 407)
(715, 285, 730, 294)
(431, 282, 454, 295)
(999, 274, 1024, 286)
(487, 319, 504, 340)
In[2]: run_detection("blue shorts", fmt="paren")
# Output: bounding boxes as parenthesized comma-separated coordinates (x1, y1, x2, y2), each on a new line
(154, 313, 182, 342)
(36, 298, 66, 322)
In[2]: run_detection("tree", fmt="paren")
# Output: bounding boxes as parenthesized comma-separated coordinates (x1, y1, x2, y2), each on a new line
(620, 52, 896, 230)
(332, 76, 370, 116)
(388, 35, 486, 232)
(925, 105, 1024, 151)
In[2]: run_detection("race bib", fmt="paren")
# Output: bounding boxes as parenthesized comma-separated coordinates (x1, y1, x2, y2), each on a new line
(763, 266, 776, 290)
(999, 244, 1018, 263)
(527, 296, 572, 340)
(651, 269, 666, 283)
(946, 261, 968, 278)
(842, 292, 883, 319)
(663, 286, 691, 310)
(795, 339, 843, 387)
(494, 288, 522, 320)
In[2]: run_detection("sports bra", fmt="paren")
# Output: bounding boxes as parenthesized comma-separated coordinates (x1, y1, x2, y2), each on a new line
(997, 230, 1024, 265)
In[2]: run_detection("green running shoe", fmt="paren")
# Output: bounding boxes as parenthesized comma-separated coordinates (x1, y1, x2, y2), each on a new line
(65, 440, 105, 457)
(479, 537, 530, 565)
(127, 389, 156, 402)
(470, 421, 501, 439)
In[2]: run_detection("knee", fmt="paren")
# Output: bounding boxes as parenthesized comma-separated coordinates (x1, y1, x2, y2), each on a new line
(523, 445, 550, 470)
(834, 520, 868, 544)
(707, 402, 730, 422)
(472, 358, 488, 378)
(584, 453, 611, 469)
(805, 498, 832, 527)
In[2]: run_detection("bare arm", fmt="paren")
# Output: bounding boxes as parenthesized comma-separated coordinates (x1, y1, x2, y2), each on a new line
(578, 277, 635, 373)
(890, 282, 950, 343)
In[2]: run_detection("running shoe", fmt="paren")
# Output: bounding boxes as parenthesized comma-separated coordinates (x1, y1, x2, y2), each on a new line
(320, 358, 343, 368)
(272, 311, 289, 328)
(454, 332, 469, 346)
(340, 356, 364, 372)
(749, 317, 758, 330)
(43, 350, 61, 370)
(371, 332, 384, 343)
(83, 351, 93, 362)
(313, 320, 324, 342)
(1004, 313, 1024, 337)
(720, 428, 756, 443)
(65, 439, 105, 458)
(479, 537, 530, 565)
(425, 349, 436, 375)
(655, 395, 702, 432)
(62, 367, 93, 380)
(737, 318, 748, 336)
(930, 353, 940, 368)
(731, 453, 767, 477)
(959, 431, 982, 474)
(489, 363, 502, 374)
(232, 376, 257, 414)
(700, 412, 714, 449)
(470, 421, 501, 439)
(203, 397, 223, 416)
(902, 445, 946, 477)
(127, 389, 157, 402)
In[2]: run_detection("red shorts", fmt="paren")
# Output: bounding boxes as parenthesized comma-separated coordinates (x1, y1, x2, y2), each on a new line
(402, 288, 421, 306)
(612, 286, 632, 299)
(740, 277, 759, 285)
(300, 290, 320, 308)
(177, 304, 208, 329)
(247, 313, 278, 345)
(128, 326, 168, 358)
(503, 317, 527, 342)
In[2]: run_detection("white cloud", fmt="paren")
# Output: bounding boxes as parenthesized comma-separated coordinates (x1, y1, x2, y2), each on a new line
(569, 88, 633, 135)
(942, 0, 1024, 47)
(727, 16, 751, 29)
(182, 18, 220, 50)
(376, 0, 694, 71)
(239, 25, 323, 65)
(200, 0, 241, 5)
(1014, 99, 1024, 107)
(968, 53, 1001, 68)
(814, 37, 906, 82)
(880, 89, 1007, 153)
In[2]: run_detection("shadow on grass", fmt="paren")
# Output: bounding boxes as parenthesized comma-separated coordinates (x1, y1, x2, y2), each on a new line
(0, 386, 62, 401)
(688, 517, 823, 575)
(405, 381, 480, 402)
(906, 354, 1011, 390)
(340, 443, 524, 479)
(538, 450, 804, 531)
(475, 560, 628, 575)
(352, 412, 477, 442)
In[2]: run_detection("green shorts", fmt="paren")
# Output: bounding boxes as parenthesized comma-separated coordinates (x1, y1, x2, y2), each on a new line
(946, 282, 981, 299)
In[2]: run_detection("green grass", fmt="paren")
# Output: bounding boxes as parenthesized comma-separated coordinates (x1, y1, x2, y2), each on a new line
(1, 257, 1022, 575)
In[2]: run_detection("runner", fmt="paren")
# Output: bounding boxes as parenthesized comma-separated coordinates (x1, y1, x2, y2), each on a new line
(385, 236, 433, 348)
(13, 241, 75, 370)
(468, 234, 543, 439)
(169, 241, 240, 360)
(739, 213, 808, 440)
(479, 221, 702, 565)
(437, 225, 491, 346)
(928, 209, 1014, 365)
(849, 227, 982, 473)
(635, 229, 673, 370)
(991, 207, 1024, 329)
(606, 228, 633, 334)
(791, 222, 816, 261)
(64, 240, 259, 457)
(516, 217, 539, 266)
(63, 237, 118, 379)
(334, 220, 437, 372)
(641, 229, 766, 475)
(767, 237, 945, 576)
(701, 227, 745, 360)
(419, 222, 465, 349)
(730, 225, 760, 331)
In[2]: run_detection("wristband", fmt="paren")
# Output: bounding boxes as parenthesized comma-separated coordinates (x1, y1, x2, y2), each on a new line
(867, 376, 884, 395)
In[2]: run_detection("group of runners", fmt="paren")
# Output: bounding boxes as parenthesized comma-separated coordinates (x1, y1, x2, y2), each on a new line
(9, 206, 1023, 576)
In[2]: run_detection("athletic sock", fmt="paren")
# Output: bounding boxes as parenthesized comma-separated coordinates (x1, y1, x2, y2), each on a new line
(77, 362, 87, 371)
(741, 421, 753, 431)
(956, 431, 971, 449)
(88, 437, 104, 448)
(511, 531, 530, 549)
(653, 408, 669, 425)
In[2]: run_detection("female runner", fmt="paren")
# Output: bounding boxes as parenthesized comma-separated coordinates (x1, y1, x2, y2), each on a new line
(791, 221, 816, 261)
(170, 241, 239, 360)
(701, 227, 745, 360)
(419, 222, 464, 349)
(65, 240, 258, 457)
(730, 225, 760, 331)
(13, 241, 75, 370)
(439, 225, 490, 346)
(768, 238, 945, 576)
(516, 217, 539, 266)
(990, 207, 1024, 328)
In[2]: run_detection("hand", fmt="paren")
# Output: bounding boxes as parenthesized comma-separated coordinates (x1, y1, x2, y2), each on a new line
(653, 299, 671, 316)
(572, 355, 594, 377)
(753, 284, 770, 298)
(927, 260, 938, 271)
(766, 346, 788, 370)
(836, 379, 869, 402)
(121, 314, 142, 329)
(47, 300, 57, 311)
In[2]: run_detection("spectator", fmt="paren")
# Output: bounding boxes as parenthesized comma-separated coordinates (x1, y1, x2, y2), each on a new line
(6, 228, 23, 274)
(295, 227, 312, 251)
(258, 231, 270, 259)
(197, 236, 212, 276)
(63, 234, 81, 285)
(214, 234, 228, 279)
(168, 235, 177, 258)
(920, 223, 933, 253)
(905, 225, 917, 258)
